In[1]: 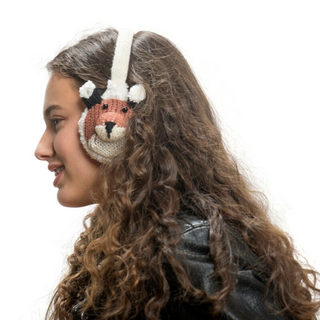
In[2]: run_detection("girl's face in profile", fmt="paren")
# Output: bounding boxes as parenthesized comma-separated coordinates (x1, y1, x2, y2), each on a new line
(35, 74, 102, 207)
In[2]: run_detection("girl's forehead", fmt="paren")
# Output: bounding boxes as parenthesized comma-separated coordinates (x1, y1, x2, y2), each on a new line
(45, 75, 76, 98)
(43, 75, 84, 115)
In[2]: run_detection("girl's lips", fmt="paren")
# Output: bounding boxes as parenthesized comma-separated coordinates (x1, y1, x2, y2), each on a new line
(53, 168, 65, 187)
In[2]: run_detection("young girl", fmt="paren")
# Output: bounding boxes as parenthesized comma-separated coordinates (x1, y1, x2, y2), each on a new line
(35, 27, 320, 320)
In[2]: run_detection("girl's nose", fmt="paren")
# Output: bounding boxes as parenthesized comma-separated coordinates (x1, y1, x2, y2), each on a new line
(34, 132, 55, 161)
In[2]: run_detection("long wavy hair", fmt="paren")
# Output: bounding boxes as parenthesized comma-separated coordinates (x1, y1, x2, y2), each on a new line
(45, 28, 320, 319)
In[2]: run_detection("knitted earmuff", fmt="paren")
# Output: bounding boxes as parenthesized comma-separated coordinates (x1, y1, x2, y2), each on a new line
(78, 30, 146, 163)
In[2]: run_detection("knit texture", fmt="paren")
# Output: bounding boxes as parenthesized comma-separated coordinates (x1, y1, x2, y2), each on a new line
(78, 98, 135, 163)
(78, 30, 145, 163)
(111, 29, 134, 83)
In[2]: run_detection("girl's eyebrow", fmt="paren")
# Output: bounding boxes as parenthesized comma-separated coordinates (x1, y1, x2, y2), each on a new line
(44, 104, 62, 119)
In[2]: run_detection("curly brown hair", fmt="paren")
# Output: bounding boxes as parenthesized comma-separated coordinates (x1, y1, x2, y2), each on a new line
(45, 28, 320, 319)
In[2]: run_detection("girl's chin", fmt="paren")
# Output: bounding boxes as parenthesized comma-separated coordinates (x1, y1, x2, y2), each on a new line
(57, 190, 94, 208)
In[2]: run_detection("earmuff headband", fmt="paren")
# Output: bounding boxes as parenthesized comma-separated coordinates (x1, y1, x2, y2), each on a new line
(111, 30, 134, 84)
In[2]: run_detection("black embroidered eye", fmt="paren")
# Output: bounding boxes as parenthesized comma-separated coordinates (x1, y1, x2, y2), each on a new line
(103, 103, 108, 109)
(122, 106, 128, 113)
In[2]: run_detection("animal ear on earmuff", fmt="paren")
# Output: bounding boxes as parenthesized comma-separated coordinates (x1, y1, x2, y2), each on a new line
(79, 80, 102, 109)
(128, 84, 146, 104)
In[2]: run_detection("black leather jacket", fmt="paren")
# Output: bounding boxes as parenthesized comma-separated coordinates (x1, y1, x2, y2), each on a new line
(73, 214, 291, 320)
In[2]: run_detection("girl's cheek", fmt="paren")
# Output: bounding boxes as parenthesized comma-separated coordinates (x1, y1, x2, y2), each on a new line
(53, 133, 67, 156)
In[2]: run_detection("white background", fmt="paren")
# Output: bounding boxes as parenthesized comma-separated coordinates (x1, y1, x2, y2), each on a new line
(1, 1, 319, 319)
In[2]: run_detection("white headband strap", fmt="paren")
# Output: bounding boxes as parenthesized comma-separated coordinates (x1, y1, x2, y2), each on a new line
(111, 29, 134, 84)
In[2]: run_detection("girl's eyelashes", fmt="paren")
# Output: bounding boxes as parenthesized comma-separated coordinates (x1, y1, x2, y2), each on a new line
(51, 118, 63, 130)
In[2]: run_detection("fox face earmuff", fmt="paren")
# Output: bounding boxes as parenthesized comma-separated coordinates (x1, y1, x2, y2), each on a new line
(78, 30, 146, 163)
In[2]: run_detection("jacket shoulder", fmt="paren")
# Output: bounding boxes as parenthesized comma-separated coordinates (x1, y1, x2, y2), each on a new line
(173, 214, 291, 320)
(176, 213, 258, 271)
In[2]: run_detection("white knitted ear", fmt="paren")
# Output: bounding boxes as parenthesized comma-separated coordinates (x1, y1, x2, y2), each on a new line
(79, 80, 96, 98)
(128, 84, 146, 103)
(101, 80, 129, 100)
